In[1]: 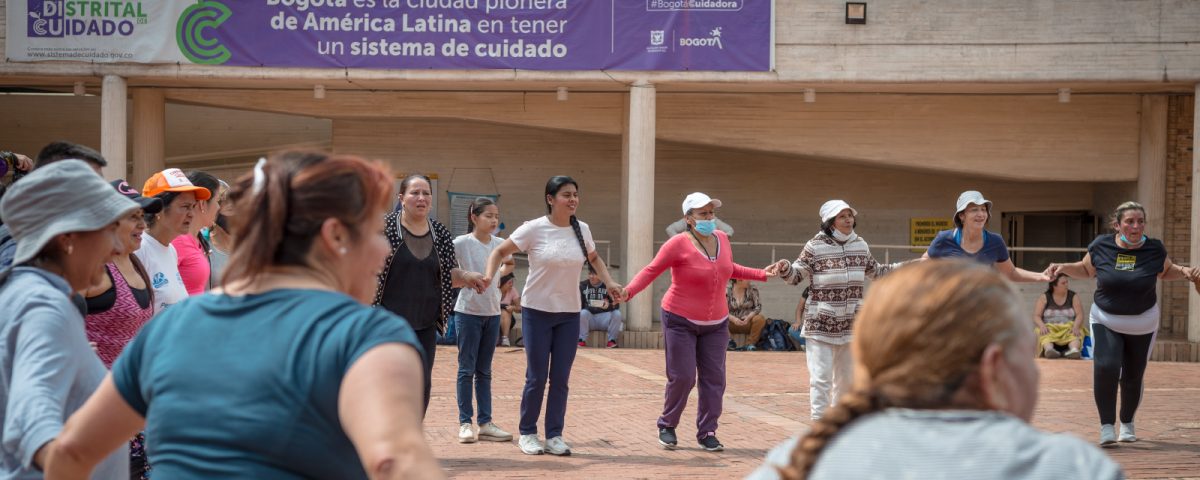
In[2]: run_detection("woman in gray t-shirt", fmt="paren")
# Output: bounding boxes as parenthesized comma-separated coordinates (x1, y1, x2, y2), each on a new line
(750, 260, 1122, 480)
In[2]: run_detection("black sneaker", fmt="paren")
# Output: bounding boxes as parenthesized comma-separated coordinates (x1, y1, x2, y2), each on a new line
(658, 427, 678, 450)
(698, 434, 724, 452)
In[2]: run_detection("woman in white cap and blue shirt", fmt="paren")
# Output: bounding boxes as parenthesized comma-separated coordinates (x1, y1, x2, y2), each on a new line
(923, 191, 1049, 282)
(769, 200, 903, 420)
(0, 160, 135, 478)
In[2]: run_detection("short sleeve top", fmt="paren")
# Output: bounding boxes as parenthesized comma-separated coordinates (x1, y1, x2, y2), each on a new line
(1089, 234, 1166, 315)
(926, 229, 1010, 264)
(112, 289, 420, 480)
(509, 216, 596, 313)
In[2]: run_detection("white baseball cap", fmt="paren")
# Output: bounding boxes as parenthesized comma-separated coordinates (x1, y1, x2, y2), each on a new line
(681, 192, 722, 215)
(819, 200, 857, 223)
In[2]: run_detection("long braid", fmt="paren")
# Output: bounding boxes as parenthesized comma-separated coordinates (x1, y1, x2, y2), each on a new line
(779, 389, 883, 480)
(569, 215, 588, 266)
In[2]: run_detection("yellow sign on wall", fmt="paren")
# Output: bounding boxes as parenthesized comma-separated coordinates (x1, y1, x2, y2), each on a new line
(910, 217, 953, 251)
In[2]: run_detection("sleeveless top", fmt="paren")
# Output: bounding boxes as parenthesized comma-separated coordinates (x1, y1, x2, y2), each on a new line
(1041, 290, 1075, 325)
(86, 262, 154, 368)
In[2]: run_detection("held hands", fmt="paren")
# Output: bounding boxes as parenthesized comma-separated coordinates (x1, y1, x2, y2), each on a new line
(607, 283, 625, 304)
(764, 259, 790, 278)
(1043, 263, 1062, 279)
(464, 271, 488, 294)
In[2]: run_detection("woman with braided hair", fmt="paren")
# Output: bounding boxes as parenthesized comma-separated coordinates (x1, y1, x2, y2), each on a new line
(748, 260, 1121, 480)
(484, 175, 621, 457)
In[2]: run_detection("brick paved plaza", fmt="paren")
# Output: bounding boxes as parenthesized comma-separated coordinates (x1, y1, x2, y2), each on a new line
(424, 346, 1200, 479)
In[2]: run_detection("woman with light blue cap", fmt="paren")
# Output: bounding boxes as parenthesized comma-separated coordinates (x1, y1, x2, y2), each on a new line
(0, 160, 137, 479)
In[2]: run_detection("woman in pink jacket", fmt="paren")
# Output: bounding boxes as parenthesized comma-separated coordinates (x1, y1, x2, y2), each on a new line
(623, 193, 775, 452)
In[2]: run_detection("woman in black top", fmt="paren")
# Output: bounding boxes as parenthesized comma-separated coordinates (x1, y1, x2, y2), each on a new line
(1046, 201, 1199, 447)
(374, 175, 487, 415)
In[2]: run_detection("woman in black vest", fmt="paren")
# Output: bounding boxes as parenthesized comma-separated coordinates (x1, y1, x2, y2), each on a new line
(1046, 201, 1199, 447)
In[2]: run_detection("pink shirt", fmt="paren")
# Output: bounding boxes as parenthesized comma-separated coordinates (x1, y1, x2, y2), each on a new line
(625, 231, 766, 323)
(171, 234, 210, 296)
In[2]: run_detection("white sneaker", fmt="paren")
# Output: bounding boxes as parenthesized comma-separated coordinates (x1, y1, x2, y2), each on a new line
(1099, 424, 1117, 447)
(458, 423, 476, 444)
(1064, 347, 1082, 359)
(545, 436, 571, 456)
(500, 337, 511, 347)
(1119, 422, 1137, 443)
(478, 422, 513, 442)
(518, 434, 544, 455)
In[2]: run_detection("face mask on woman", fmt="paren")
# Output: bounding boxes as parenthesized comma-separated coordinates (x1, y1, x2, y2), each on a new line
(694, 219, 717, 236)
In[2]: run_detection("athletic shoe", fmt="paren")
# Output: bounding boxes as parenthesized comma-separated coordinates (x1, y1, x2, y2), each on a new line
(518, 434, 544, 455)
(698, 434, 724, 452)
(578, 340, 587, 347)
(727, 340, 737, 351)
(1044, 348, 1061, 359)
(1119, 422, 1137, 443)
(458, 423, 476, 444)
(1099, 424, 1117, 447)
(1064, 347, 1082, 359)
(477, 422, 513, 442)
(658, 427, 678, 450)
(500, 337, 511, 347)
(607, 340, 618, 348)
(544, 436, 571, 456)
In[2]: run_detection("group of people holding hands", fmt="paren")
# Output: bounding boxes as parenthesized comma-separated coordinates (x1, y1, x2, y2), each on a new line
(1, 141, 1193, 478)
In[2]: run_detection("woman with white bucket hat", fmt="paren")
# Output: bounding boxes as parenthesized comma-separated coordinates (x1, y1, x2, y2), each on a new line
(923, 191, 1050, 282)
(769, 199, 904, 420)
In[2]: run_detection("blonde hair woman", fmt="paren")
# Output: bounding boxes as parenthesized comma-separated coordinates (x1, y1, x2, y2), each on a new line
(749, 260, 1122, 480)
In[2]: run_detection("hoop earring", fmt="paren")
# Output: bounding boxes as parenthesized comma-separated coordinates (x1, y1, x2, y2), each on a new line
(67, 243, 74, 255)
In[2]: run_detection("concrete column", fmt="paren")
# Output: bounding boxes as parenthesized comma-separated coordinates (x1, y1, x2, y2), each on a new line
(100, 75, 127, 180)
(132, 89, 166, 186)
(1138, 95, 1167, 239)
(1190, 85, 1200, 343)
(624, 81, 656, 332)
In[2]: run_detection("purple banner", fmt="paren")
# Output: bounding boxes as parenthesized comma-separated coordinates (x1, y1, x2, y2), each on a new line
(202, 0, 772, 71)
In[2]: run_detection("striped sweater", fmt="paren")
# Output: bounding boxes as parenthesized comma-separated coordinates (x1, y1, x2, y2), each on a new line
(780, 232, 895, 344)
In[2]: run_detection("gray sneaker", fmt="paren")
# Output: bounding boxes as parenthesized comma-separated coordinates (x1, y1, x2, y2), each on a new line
(1119, 422, 1137, 443)
(1099, 424, 1117, 447)
(544, 436, 572, 456)
(518, 434, 544, 455)
(478, 422, 513, 442)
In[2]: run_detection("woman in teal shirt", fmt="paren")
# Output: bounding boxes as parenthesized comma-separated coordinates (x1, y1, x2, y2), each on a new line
(45, 151, 442, 479)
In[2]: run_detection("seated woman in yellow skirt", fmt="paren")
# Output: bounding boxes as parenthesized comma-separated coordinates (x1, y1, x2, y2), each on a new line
(1033, 274, 1088, 359)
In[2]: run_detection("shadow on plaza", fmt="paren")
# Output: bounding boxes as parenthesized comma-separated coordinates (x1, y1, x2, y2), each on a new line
(441, 447, 770, 474)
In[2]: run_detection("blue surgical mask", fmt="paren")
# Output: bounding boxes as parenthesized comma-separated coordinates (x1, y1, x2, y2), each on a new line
(1121, 234, 1146, 245)
(694, 219, 717, 236)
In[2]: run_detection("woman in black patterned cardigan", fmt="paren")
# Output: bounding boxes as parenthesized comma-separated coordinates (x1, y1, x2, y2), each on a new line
(375, 174, 487, 415)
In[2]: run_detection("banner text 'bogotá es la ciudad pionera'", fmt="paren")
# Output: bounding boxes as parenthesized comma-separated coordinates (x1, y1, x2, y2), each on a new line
(7, 0, 773, 71)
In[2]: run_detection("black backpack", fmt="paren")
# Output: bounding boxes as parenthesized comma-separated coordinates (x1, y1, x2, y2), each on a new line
(756, 319, 796, 351)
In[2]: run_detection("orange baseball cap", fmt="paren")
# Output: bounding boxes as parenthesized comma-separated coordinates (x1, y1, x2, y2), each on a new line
(142, 168, 212, 200)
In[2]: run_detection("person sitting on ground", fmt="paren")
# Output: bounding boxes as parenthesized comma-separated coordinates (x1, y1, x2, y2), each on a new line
(499, 273, 519, 347)
(580, 265, 623, 348)
(1033, 274, 1087, 359)
(727, 278, 767, 351)
(747, 260, 1123, 480)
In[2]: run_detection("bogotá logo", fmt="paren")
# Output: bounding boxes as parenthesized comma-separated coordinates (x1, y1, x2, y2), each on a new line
(177, 0, 231, 65)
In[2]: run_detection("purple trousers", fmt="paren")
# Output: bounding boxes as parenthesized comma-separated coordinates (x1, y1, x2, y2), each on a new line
(658, 309, 729, 441)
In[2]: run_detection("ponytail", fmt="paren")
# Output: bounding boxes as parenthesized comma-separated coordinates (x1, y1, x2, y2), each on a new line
(779, 389, 883, 480)
(466, 197, 496, 233)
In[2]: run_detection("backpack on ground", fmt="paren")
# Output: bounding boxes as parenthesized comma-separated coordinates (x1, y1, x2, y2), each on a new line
(756, 319, 796, 351)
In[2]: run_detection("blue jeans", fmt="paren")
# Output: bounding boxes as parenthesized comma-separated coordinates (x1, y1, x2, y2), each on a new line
(455, 312, 500, 425)
(519, 307, 579, 438)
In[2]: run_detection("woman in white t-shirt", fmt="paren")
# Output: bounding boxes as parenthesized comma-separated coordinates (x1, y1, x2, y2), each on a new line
(452, 197, 515, 445)
(135, 168, 211, 314)
(484, 176, 622, 457)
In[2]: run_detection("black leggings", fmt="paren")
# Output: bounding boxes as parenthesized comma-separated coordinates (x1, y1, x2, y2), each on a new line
(1092, 323, 1156, 425)
(413, 325, 438, 418)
